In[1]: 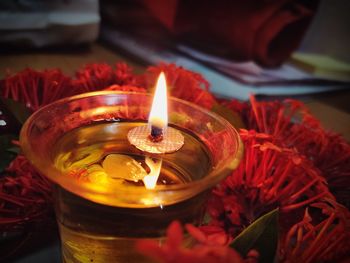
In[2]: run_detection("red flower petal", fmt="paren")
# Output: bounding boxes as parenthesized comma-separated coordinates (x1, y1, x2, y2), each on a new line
(167, 221, 183, 248)
(145, 63, 216, 109)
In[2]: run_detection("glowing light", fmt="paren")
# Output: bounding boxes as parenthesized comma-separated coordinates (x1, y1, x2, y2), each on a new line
(143, 157, 162, 189)
(148, 72, 168, 129)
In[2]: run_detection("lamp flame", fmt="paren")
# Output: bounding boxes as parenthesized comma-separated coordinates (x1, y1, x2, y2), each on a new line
(143, 157, 162, 189)
(148, 72, 168, 129)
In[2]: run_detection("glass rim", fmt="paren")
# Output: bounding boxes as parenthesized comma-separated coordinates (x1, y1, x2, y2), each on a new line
(20, 91, 244, 207)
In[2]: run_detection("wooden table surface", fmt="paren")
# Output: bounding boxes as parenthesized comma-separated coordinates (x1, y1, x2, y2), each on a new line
(1, 42, 349, 141)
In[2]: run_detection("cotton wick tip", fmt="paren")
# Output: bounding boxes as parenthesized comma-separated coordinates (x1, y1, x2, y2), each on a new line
(149, 125, 164, 142)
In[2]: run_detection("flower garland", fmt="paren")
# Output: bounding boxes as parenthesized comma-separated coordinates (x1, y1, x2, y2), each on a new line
(0, 63, 349, 262)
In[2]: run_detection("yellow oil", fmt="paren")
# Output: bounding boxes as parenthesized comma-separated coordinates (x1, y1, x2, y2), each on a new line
(52, 122, 212, 263)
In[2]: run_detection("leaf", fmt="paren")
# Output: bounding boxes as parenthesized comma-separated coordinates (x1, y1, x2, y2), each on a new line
(230, 208, 279, 263)
(0, 134, 19, 173)
(6, 146, 21, 154)
(0, 97, 32, 124)
(211, 104, 245, 129)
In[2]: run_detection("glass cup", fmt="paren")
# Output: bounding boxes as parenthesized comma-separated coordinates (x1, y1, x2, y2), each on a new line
(20, 91, 243, 263)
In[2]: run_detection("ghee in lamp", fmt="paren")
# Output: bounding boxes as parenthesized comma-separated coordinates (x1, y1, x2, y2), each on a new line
(53, 121, 211, 262)
(20, 74, 243, 263)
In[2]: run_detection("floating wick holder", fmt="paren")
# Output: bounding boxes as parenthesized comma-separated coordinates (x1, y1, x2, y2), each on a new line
(127, 125, 184, 154)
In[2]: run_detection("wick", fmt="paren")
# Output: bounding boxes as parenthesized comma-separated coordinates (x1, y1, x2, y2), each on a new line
(149, 125, 164, 142)
(128, 125, 184, 153)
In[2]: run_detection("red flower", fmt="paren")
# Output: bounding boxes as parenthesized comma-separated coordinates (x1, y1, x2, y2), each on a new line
(73, 62, 144, 91)
(0, 69, 72, 111)
(187, 224, 232, 246)
(114, 62, 145, 87)
(0, 63, 146, 110)
(222, 96, 350, 209)
(280, 198, 350, 263)
(73, 63, 116, 93)
(137, 221, 257, 263)
(145, 63, 216, 109)
(201, 129, 241, 166)
(0, 155, 53, 231)
(208, 129, 333, 237)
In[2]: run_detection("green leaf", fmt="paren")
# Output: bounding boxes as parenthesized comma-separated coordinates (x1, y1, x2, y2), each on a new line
(211, 104, 245, 129)
(0, 97, 31, 124)
(0, 134, 19, 173)
(7, 146, 21, 154)
(230, 209, 279, 263)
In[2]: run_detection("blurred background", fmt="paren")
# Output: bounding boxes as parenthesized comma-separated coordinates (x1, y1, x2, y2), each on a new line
(0, 0, 349, 116)
(0, 0, 349, 94)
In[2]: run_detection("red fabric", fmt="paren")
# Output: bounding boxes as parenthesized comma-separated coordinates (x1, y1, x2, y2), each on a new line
(143, 0, 317, 67)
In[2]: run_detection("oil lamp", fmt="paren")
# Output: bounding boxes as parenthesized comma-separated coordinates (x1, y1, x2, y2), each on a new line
(20, 73, 243, 262)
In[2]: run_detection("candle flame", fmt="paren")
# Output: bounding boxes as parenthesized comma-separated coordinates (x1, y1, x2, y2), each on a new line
(143, 157, 162, 189)
(148, 72, 168, 129)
